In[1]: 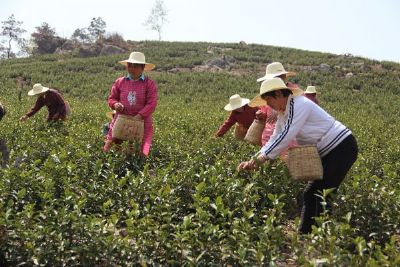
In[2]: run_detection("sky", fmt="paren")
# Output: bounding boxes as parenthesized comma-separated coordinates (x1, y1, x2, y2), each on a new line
(1, 0, 400, 62)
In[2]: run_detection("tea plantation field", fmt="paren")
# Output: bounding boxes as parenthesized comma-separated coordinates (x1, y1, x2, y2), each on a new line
(0, 41, 399, 265)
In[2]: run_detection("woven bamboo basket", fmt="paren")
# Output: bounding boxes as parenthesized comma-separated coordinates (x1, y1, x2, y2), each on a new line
(112, 114, 144, 142)
(233, 123, 247, 140)
(287, 145, 323, 181)
(244, 119, 265, 146)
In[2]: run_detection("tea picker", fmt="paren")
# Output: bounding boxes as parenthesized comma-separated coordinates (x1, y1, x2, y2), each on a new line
(215, 94, 259, 140)
(19, 83, 70, 122)
(237, 78, 358, 234)
(103, 52, 158, 157)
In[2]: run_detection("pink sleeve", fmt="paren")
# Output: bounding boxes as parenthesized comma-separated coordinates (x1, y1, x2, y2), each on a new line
(138, 79, 158, 118)
(108, 78, 123, 109)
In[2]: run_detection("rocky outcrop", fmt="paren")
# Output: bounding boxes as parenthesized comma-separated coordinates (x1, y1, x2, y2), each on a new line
(99, 45, 126, 56)
(77, 44, 102, 58)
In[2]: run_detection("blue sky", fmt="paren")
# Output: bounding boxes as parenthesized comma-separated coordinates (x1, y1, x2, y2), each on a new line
(1, 0, 399, 62)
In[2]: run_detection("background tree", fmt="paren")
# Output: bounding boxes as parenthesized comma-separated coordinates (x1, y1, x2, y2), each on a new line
(0, 39, 7, 59)
(17, 38, 36, 57)
(144, 0, 168, 41)
(0, 14, 26, 59)
(71, 28, 91, 44)
(88, 17, 106, 42)
(31, 22, 65, 54)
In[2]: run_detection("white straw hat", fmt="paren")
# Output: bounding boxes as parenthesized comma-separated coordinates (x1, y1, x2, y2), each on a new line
(28, 83, 49, 96)
(119, 51, 155, 71)
(257, 62, 296, 82)
(305, 86, 320, 94)
(224, 94, 250, 111)
(249, 78, 303, 107)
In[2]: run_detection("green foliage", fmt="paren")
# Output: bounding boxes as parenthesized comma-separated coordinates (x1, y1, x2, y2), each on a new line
(0, 41, 399, 265)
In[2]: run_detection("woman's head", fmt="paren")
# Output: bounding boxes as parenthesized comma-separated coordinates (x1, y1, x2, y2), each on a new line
(224, 94, 250, 111)
(119, 51, 155, 73)
(261, 88, 293, 100)
(257, 62, 295, 82)
(28, 83, 49, 96)
(126, 63, 145, 79)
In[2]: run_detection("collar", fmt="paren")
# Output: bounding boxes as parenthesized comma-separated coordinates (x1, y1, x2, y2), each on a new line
(126, 74, 145, 81)
(283, 95, 295, 116)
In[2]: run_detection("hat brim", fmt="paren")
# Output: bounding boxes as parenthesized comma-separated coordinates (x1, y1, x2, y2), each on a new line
(224, 98, 250, 111)
(305, 91, 321, 95)
(256, 71, 296, 82)
(28, 86, 49, 96)
(119, 60, 155, 71)
(249, 88, 304, 107)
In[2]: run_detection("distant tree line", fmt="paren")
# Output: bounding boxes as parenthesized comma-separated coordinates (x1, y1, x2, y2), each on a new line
(0, 0, 168, 59)
(0, 15, 109, 58)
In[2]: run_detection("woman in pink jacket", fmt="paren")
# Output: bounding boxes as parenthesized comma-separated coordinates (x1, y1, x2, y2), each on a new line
(103, 52, 158, 157)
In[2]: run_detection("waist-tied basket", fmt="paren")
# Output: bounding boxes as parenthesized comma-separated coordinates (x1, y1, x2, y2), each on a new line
(234, 123, 247, 140)
(287, 145, 323, 181)
(244, 119, 265, 146)
(112, 114, 144, 142)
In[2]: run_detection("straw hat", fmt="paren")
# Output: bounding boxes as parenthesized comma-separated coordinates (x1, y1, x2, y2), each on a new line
(106, 110, 116, 119)
(119, 52, 155, 71)
(257, 62, 296, 82)
(224, 94, 250, 111)
(305, 86, 320, 94)
(249, 78, 303, 107)
(28, 83, 49, 96)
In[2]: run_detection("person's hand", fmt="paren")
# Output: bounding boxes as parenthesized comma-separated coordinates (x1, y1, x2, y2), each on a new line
(266, 111, 278, 124)
(237, 154, 268, 172)
(255, 110, 267, 120)
(237, 159, 258, 172)
(19, 115, 28, 122)
(114, 102, 124, 112)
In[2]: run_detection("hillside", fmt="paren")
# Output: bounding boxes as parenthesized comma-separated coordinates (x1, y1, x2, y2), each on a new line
(0, 41, 399, 265)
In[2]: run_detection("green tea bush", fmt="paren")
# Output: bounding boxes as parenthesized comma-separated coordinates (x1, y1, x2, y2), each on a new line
(0, 41, 399, 265)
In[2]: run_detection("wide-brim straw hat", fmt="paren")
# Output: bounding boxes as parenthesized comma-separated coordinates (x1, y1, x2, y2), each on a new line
(249, 78, 303, 107)
(257, 62, 296, 82)
(106, 110, 116, 119)
(119, 52, 155, 71)
(224, 94, 250, 111)
(28, 83, 49, 96)
(305, 85, 320, 94)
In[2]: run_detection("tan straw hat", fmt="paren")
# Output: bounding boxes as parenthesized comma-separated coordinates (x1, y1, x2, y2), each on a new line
(28, 83, 49, 96)
(224, 94, 250, 111)
(305, 86, 320, 94)
(249, 78, 303, 107)
(119, 51, 155, 71)
(106, 110, 116, 119)
(257, 62, 296, 82)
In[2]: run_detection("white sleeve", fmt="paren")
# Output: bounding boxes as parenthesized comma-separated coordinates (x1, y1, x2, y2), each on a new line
(259, 98, 311, 159)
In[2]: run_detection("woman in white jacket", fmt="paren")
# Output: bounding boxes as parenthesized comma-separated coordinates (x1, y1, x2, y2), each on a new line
(238, 78, 358, 234)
